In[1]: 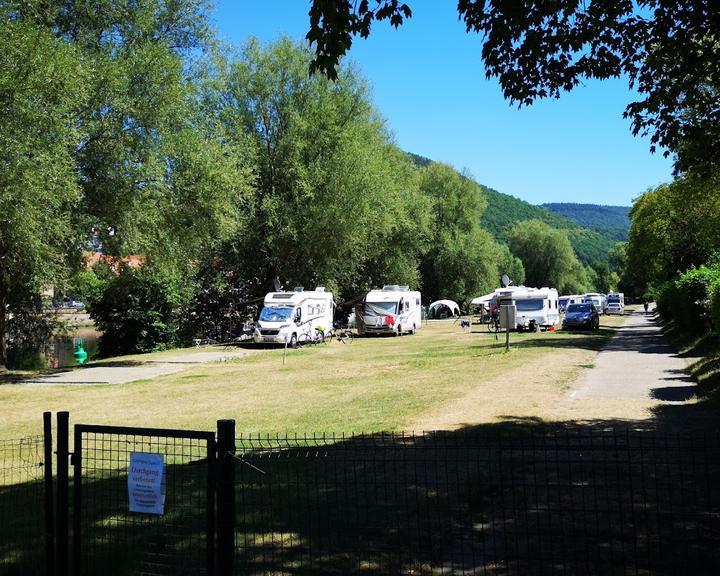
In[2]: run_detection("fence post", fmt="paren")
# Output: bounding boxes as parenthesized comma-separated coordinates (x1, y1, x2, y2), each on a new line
(72, 425, 82, 576)
(55, 411, 69, 576)
(216, 419, 236, 576)
(43, 412, 55, 576)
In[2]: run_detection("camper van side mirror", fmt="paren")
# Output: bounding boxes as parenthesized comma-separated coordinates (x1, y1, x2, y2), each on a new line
(294, 309, 302, 324)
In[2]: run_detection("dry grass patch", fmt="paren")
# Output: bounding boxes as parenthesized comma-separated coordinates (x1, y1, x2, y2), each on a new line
(1, 315, 637, 438)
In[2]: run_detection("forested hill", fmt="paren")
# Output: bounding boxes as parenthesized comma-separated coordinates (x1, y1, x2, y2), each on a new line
(542, 203, 630, 241)
(479, 187, 618, 264)
(406, 153, 619, 264)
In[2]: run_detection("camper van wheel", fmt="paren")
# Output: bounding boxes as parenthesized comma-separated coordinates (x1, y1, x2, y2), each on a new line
(290, 333, 298, 348)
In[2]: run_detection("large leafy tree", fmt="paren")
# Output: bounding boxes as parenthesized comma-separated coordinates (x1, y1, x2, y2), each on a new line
(3, 0, 244, 262)
(0, 21, 86, 366)
(418, 164, 504, 306)
(626, 173, 720, 291)
(210, 38, 431, 300)
(0, 1, 251, 361)
(508, 220, 588, 293)
(306, 1, 720, 171)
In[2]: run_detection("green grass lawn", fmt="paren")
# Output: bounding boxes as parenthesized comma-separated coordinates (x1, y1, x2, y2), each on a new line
(1, 312, 635, 439)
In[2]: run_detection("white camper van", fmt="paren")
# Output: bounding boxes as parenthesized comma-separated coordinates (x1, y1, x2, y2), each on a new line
(254, 287, 334, 347)
(510, 287, 560, 331)
(606, 292, 625, 315)
(583, 293, 607, 314)
(360, 285, 422, 336)
(559, 294, 584, 313)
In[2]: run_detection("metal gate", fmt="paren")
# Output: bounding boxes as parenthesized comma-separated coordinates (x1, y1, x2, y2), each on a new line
(72, 424, 216, 576)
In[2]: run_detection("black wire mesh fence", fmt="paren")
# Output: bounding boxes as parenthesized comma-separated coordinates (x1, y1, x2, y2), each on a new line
(233, 427, 720, 575)
(3, 423, 720, 575)
(73, 426, 215, 576)
(0, 435, 46, 576)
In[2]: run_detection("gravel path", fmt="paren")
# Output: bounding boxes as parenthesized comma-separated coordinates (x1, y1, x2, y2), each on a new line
(20, 349, 250, 385)
(569, 308, 695, 403)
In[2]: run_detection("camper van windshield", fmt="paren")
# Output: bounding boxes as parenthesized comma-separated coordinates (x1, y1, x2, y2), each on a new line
(259, 306, 294, 322)
(515, 298, 544, 311)
(365, 302, 397, 316)
(608, 295, 620, 302)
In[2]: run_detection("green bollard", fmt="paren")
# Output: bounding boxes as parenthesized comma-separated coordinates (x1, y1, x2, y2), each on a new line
(73, 343, 88, 365)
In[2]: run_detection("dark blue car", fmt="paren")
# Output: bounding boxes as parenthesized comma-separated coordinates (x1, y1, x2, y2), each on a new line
(562, 303, 600, 331)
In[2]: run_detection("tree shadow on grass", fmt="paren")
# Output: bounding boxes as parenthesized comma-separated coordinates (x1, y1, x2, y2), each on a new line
(5, 401, 720, 575)
(231, 415, 720, 575)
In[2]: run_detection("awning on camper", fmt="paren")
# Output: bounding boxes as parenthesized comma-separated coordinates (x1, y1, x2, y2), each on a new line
(428, 299, 461, 317)
(470, 293, 495, 306)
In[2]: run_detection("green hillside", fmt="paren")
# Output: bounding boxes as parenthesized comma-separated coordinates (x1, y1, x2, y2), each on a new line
(542, 203, 630, 241)
(406, 153, 619, 264)
(479, 187, 618, 264)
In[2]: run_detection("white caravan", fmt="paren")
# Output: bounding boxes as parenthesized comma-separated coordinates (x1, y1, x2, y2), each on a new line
(360, 285, 422, 336)
(254, 287, 334, 347)
(583, 292, 607, 314)
(559, 294, 584, 313)
(509, 287, 560, 331)
(606, 292, 625, 315)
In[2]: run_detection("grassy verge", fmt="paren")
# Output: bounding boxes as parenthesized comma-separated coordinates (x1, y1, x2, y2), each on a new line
(0, 312, 638, 439)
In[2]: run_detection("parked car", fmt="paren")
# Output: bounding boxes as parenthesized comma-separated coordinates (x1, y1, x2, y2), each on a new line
(562, 303, 600, 331)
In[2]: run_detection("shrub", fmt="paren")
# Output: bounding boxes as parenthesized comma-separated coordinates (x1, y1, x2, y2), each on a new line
(669, 266, 720, 335)
(6, 346, 46, 370)
(710, 278, 720, 334)
(654, 281, 678, 322)
(90, 266, 187, 357)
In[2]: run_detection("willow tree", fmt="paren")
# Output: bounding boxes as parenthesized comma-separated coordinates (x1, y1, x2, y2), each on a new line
(418, 164, 503, 306)
(508, 220, 588, 293)
(0, 22, 85, 366)
(211, 38, 431, 300)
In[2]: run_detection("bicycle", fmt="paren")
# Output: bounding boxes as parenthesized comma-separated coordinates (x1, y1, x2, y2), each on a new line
(323, 328, 354, 344)
(486, 315, 500, 333)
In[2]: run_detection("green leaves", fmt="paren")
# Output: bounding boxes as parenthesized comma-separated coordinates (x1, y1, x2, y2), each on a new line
(508, 219, 588, 293)
(213, 38, 430, 300)
(0, 20, 87, 364)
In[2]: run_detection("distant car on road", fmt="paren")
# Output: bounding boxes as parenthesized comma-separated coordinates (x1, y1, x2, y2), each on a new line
(562, 303, 600, 331)
(68, 300, 85, 309)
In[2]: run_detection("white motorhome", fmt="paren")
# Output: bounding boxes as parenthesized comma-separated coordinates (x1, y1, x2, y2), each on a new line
(254, 287, 334, 347)
(583, 292, 607, 314)
(606, 292, 625, 315)
(470, 285, 559, 331)
(509, 287, 560, 331)
(360, 285, 422, 336)
(559, 294, 584, 313)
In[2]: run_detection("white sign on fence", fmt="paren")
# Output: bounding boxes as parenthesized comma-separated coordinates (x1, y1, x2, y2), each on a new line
(128, 452, 165, 515)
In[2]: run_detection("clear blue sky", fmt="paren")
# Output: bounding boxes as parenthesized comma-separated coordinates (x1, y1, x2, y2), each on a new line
(211, 1, 674, 207)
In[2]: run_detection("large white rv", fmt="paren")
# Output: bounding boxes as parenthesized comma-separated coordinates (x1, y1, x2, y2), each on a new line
(254, 287, 334, 347)
(559, 294, 584, 313)
(472, 286, 560, 331)
(583, 293, 607, 314)
(360, 285, 422, 336)
(509, 287, 560, 331)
